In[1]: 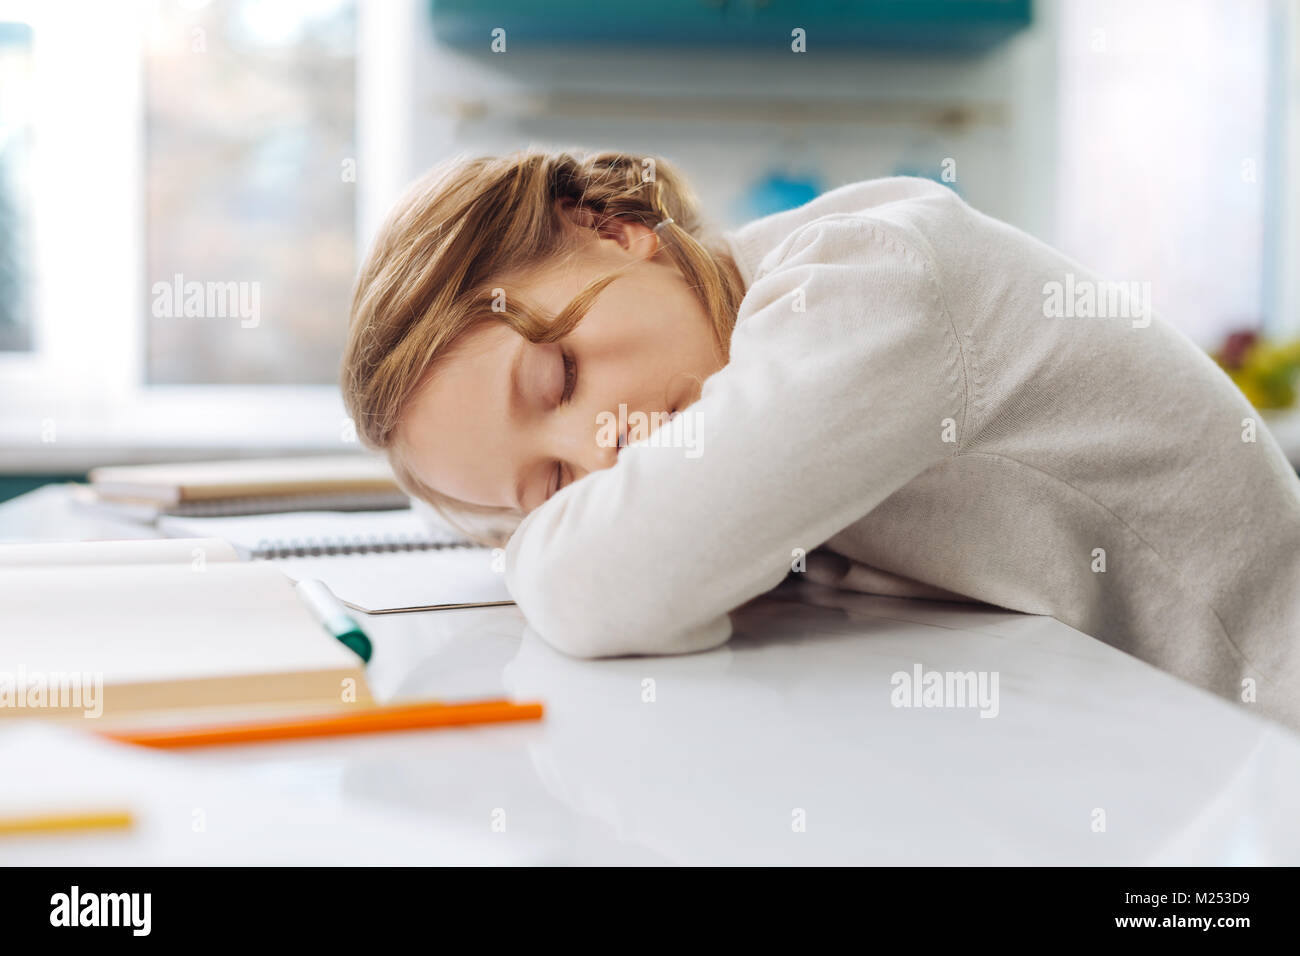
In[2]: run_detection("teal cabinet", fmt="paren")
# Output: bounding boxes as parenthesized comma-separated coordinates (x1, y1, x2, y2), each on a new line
(430, 1, 1032, 53)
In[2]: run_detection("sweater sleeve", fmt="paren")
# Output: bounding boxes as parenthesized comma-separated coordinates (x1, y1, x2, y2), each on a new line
(504, 215, 969, 658)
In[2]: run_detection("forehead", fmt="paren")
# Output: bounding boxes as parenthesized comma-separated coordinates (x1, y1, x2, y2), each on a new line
(396, 321, 519, 508)
(502, 237, 629, 305)
(500, 258, 592, 311)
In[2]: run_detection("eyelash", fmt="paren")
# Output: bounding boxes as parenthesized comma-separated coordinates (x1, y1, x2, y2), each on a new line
(551, 349, 578, 499)
(559, 349, 577, 405)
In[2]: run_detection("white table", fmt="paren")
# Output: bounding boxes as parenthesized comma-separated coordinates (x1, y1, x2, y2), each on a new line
(3, 484, 1299, 865)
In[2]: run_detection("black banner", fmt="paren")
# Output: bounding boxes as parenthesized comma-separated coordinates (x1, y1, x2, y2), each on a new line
(0, 866, 1279, 941)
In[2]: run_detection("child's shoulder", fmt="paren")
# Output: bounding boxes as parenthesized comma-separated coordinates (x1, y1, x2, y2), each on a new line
(723, 177, 965, 286)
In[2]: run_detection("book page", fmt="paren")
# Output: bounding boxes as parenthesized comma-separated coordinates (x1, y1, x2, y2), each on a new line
(157, 510, 464, 556)
(0, 537, 238, 568)
(0, 561, 358, 688)
(275, 549, 512, 613)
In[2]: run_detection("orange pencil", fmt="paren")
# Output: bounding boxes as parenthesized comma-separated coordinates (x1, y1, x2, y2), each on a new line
(100, 698, 544, 749)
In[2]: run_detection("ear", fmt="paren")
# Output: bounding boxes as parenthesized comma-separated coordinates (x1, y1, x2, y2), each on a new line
(555, 198, 658, 257)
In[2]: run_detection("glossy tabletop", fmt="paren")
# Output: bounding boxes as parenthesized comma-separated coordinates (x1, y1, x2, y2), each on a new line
(2, 485, 1298, 865)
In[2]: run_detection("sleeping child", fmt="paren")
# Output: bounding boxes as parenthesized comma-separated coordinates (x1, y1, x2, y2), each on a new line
(342, 148, 1300, 731)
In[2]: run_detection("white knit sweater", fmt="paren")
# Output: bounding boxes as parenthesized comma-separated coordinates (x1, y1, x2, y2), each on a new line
(505, 177, 1300, 731)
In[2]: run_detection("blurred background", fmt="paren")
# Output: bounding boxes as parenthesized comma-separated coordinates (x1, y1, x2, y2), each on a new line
(1, 0, 1297, 499)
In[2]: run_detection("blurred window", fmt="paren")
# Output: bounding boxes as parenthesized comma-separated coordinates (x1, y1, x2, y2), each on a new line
(0, 21, 33, 353)
(1056, 0, 1272, 347)
(145, 0, 356, 384)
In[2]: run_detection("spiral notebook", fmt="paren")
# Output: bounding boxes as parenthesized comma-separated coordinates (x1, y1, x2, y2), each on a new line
(157, 510, 513, 614)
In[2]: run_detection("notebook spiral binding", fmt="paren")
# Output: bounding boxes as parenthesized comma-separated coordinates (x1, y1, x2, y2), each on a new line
(250, 534, 475, 560)
(168, 489, 411, 517)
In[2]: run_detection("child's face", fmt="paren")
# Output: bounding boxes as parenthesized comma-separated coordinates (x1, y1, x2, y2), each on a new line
(397, 210, 723, 516)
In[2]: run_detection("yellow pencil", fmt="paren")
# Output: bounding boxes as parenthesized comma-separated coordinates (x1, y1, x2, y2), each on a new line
(0, 809, 134, 837)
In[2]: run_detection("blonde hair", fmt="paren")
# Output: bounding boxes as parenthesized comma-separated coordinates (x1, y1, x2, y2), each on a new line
(342, 147, 746, 546)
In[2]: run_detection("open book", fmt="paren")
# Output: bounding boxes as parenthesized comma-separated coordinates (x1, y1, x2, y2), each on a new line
(0, 538, 371, 721)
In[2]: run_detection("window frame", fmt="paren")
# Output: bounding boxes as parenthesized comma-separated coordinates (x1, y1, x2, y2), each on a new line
(0, 0, 412, 459)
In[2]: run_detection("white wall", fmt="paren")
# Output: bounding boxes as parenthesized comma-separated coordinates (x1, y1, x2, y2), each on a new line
(361, 1, 1061, 249)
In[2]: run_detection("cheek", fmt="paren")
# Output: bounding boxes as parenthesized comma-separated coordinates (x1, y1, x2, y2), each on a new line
(400, 395, 507, 507)
(663, 307, 719, 377)
(650, 282, 716, 351)
(576, 279, 716, 397)
(597, 285, 688, 354)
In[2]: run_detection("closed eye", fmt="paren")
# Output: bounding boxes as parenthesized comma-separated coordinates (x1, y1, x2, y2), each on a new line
(559, 349, 577, 405)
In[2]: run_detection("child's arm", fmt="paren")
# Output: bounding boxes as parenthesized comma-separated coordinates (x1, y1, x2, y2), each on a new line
(505, 215, 970, 657)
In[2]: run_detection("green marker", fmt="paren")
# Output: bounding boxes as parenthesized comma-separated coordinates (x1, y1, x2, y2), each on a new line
(295, 578, 373, 663)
